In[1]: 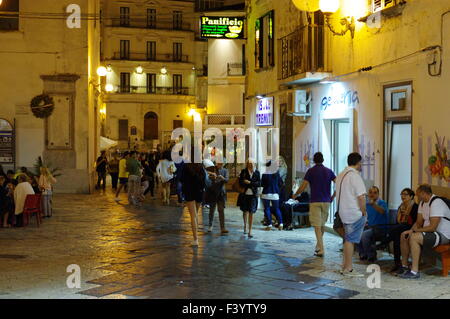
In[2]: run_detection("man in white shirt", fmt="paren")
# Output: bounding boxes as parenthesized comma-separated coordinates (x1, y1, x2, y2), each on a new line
(399, 184, 450, 279)
(335, 153, 367, 277)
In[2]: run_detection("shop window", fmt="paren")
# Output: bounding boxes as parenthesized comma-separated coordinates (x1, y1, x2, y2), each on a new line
(0, 0, 19, 31)
(255, 10, 275, 70)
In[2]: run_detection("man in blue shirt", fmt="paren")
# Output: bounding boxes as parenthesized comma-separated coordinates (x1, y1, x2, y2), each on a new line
(359, 186, 389, 262)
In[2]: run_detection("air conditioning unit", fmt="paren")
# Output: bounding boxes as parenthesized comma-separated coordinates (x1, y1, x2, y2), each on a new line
(291, 90, 311, 117)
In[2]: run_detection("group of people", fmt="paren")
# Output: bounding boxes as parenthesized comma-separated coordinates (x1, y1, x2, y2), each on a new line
(296, 151, 450, 279)
(0, 165, 57, 228)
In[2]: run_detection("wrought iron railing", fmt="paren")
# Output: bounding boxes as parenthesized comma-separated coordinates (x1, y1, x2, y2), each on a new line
(205, 115, 246, 126)
(112, 86, 193, 95)
(107, 18, 192, 31)
(111, 52, 190, 63)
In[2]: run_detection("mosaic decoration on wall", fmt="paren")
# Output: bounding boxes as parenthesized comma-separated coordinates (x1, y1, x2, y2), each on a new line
(298, 140, 315, 172)
(427, 132, 450, 183)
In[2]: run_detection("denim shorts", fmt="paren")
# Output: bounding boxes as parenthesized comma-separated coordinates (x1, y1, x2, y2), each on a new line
(343, 216, 367, 244)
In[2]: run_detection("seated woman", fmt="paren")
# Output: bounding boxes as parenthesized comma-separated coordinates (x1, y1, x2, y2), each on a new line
(378, 188, 418, 273)
(13, 174, 35, 227)
(0, 175, 14, 227)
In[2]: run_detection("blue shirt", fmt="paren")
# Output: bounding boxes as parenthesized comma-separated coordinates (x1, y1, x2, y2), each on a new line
(366, 199, 389, 226)
(303, 164, 336, 203)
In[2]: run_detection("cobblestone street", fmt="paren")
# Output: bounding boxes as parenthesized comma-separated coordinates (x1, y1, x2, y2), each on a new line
(0, 191, 448, 299)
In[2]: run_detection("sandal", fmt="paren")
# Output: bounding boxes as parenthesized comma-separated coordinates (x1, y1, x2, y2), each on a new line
(314, 251, 324, 257)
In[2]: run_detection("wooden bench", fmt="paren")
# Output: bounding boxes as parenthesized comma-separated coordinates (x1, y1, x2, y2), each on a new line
(434, 244, 450, 277)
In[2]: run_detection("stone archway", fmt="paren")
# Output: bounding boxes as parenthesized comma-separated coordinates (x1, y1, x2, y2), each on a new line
(144, 112, 158, 140)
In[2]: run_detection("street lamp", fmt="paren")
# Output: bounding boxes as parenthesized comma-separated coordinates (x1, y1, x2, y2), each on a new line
(97, 66, 108, 77)
(319, 0, 355, 38)
(136, 65, 144, 74)
(105, 84, 114, 92)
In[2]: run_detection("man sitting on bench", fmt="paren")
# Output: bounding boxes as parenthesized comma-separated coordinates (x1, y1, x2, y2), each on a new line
(399, 184, 450, 279)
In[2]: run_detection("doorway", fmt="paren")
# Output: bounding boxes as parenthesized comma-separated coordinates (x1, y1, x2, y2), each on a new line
(144, 112, 158, 140)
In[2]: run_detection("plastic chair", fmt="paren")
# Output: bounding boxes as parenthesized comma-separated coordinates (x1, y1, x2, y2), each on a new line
(23, 194, 42, 227)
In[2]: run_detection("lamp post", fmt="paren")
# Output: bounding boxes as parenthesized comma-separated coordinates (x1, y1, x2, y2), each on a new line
(319, 0, 355, 38)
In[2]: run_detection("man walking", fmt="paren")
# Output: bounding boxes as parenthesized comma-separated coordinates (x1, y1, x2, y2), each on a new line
(96, 151, 108, 190)
(293, 152, 336, 257)
(126, 151, 143, 206)
(115, 152, 130, 202)
(335, 152, 367, 277)
(205, 160, 229, 235)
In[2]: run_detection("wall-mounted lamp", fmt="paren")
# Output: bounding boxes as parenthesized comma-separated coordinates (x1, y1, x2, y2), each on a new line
(320, 0, 355, 38)
(106, 64, 112, 72)
(160, 67, 168, 75)
(188, 108, 201, 122)
(97, 66, 108, 77)
(105, 84, 114, 92)
(136, 66, 144, 74)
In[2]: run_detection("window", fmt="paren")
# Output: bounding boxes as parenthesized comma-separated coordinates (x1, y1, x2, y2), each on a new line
(147, 73, 156, 94)
(147, 9, 156, 28)
(255, 10, 275, 70)
(173, 11, 183, 30)
(120, 40, 130, 60)
(173, 74, 183, 95)
(120, 73, 130, 93)
(147, 41, 156, 61)
(372, 0, 395, 12)
(173, 42, 183, 62)
(118, 119, 129, 140)
(120, 7, 130, 26)
(0, 0, 19, 31)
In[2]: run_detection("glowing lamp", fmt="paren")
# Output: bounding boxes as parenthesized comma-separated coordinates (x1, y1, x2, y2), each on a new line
(291, 0, 320, 12)
(105, 84, 114, 92)
(136, 66, 144, 74)
(160, 67, 168, 75)
(319, 0, 340, 13)
(97, 66, 108, 77)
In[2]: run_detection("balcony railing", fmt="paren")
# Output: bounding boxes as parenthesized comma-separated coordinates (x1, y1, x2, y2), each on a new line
(111, 52, 190, 63)
(278, 24, 325, 80)
(111, 86, 193, 96)
(205, 114, 246, 126)
(107, 18, 192, 31)
(227, 63, 246, 76)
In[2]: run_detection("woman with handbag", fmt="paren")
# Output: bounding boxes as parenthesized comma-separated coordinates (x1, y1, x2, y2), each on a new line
(238, 159, 260, 238)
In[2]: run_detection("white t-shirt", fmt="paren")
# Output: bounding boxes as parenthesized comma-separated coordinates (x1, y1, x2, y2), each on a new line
(335, 167, 367, 224)
(419, 195, 450, 239)
(156, 160, 176, 183)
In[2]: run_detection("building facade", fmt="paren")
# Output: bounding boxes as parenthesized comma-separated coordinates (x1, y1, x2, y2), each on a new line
(0, 0, 102, 193)
(246, 0, 450, 217)
(101, 0, 208, 152)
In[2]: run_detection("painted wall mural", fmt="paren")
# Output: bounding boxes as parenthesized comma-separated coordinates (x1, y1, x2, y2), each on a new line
(418, 128, 450, 187)
(298, 139, 316, 173)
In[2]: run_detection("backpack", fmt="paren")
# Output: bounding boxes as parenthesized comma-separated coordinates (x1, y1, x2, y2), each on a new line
(429, 196, 450, 221)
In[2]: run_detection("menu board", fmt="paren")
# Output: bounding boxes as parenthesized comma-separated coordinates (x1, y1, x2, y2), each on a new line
(0, 129, 14, 164)
(200, 16, 245, 39)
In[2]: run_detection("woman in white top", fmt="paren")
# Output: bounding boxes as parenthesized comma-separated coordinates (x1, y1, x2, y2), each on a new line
(156, 151, 176, 205)
(38, 167, 57, 217)
(14, 174, 35, 226)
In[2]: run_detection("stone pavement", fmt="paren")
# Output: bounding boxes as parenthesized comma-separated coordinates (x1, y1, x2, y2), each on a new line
(0, 190, 448, 299)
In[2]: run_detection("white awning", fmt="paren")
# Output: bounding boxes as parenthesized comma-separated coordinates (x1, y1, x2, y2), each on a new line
(100, 136, 118, 151)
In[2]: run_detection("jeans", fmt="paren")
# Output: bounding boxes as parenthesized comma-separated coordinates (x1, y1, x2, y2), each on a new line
(359, 226, 388, 259)
(41, 190, 53, 217)
(127, 175, 141, 205)
(110, 172, 119, 189)
(262, 199, 283, 226)
(96, 171, 107, 189)
(209, 199, 225, 230)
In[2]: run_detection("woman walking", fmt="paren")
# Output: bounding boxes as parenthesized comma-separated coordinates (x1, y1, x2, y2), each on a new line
(38, 167, 57, 218)
(181, 162, 207, 246)
(156, 151, 176, 205)
(238, 159, 260, 238)
(261, 161, 284, 230)
(108, 153, 120, 191)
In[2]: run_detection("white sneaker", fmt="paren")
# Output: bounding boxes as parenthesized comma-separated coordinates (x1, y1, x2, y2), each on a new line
(208, 226, 213, 233)
(278, 223, 284, 230)
(340, 269, 364, 277)
(264, 225, 272, 231)
(191, 240, 199, 247)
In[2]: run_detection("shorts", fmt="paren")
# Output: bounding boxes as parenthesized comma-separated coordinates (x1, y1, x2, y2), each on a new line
(422, 232, 450, 249)
(309, 202, 330, 227)
(184, 190, 204, 203)
(119, 178, 128, 185)
(239, 194, 258, 214)
(343, 216, 367, 244)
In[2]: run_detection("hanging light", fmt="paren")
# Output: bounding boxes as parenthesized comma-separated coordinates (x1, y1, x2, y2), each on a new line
(319, 0, 340, 13)
(292, 0, 320, 12)
(97, 66, 108, 77)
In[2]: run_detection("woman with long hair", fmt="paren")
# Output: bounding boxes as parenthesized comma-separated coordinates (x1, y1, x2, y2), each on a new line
(38, 167, 57, 218)
(156, 151, 176, 205)
(238, 159, 260, 238)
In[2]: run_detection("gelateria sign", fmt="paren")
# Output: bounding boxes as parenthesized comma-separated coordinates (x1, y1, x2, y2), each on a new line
(200, 16, 245, 39)
(321, 90, 360, 111)
(256, 97, 274, 126)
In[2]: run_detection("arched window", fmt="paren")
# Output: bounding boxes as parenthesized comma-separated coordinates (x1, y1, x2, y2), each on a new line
(144, 112, 158, 140)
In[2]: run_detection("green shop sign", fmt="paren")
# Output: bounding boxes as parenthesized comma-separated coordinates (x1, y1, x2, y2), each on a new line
(200, 16, 245, 39)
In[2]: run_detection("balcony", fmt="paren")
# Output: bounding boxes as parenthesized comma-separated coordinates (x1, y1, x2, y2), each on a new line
(278, 24, 329, 84)
(205, 114, 246, 127)
(107, 18, 192, 32)
(110, 52, 190, 63)
(227, 63, 246, 76)
(110, 86, 194, 96)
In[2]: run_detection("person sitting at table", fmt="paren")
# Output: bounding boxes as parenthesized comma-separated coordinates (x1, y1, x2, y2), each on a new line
(281, 191, 310, 230)
(13, 174, 35, 227)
